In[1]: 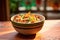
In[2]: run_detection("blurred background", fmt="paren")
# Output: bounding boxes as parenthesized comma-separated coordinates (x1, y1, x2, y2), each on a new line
(0, 0, 60, 21)
(10, 0, 60, 20)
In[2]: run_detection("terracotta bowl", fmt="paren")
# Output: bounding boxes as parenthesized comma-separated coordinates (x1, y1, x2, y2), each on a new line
(11, 13, 45, 35)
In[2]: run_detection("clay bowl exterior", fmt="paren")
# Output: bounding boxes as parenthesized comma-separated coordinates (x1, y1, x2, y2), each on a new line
(11, 13, 45, 35)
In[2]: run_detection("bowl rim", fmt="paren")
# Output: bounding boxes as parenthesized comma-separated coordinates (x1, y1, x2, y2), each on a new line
(11, 13, 45, 24)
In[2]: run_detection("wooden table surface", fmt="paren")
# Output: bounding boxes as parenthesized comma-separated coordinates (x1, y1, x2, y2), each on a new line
(0, 20, 60, 40)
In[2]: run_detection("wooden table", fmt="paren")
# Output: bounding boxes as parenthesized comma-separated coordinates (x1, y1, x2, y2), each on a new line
(0, 20, 60, 40)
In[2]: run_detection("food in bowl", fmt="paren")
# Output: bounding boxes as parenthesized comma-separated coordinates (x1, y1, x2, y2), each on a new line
(11, 12, 45, 35)
(13, 12, 42, 24)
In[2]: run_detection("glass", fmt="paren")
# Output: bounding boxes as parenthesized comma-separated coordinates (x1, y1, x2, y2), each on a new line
(36, 0, 42, 12)
(47, 0, 60, 10)
(25, 0, 31, 10)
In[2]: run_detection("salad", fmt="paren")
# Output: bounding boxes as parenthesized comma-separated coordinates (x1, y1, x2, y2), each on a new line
(13, 12, 41, 24)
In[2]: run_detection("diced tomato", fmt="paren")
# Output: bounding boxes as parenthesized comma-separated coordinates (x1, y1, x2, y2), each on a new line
(13, 15, 21, 22)
(31, 21, 35, 23)
(35, 15, 40, 19)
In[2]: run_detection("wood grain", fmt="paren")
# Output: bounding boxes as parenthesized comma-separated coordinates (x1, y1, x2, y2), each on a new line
(0, 20, 60, 40)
